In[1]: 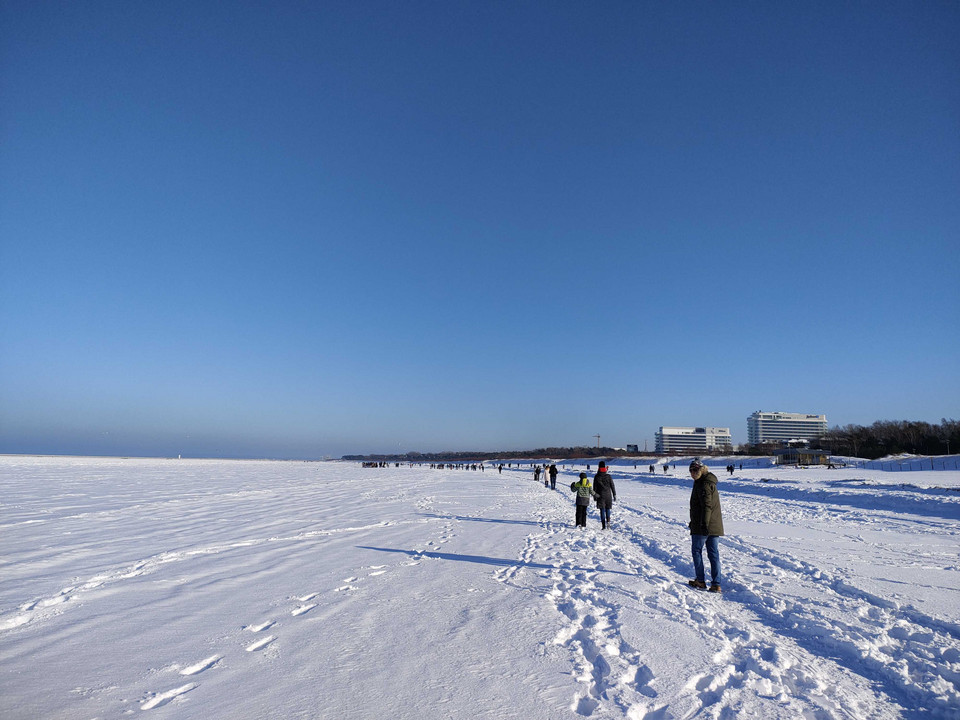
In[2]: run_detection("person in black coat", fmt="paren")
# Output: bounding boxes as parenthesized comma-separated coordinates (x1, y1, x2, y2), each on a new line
(593, 461, 617, 530)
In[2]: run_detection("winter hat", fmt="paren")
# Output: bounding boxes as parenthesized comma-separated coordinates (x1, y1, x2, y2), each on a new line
(579, 472, 588, 479)
(689, 459, 705, 471)
(598, 461, 606, 469)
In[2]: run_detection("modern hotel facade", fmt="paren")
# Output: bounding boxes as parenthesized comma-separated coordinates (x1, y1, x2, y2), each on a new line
(747, 411, 828, 446)
(655, 427, 733, 453)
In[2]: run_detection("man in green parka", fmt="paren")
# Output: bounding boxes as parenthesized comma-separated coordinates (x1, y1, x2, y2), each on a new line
(688, 458, 724, 592)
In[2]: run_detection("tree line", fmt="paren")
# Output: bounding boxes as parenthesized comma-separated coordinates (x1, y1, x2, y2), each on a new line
(741, 418, 959, 459)
(817, 418, 958, 459)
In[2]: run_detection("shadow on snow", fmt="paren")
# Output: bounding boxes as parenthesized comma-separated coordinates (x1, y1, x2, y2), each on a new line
(356, 545, 636, 578)
(417, 512, 546, 527)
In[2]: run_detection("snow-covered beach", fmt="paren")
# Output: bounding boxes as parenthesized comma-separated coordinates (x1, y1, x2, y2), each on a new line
(2, 455, 958, 719)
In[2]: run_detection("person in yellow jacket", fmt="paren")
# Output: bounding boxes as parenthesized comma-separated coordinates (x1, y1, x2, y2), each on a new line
(569, 472, 597, 528)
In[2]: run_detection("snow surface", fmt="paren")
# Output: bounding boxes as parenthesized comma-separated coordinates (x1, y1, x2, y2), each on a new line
(1, 455, 959, 719)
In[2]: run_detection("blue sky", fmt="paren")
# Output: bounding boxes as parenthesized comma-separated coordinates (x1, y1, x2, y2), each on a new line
(2, 1, 958, 459)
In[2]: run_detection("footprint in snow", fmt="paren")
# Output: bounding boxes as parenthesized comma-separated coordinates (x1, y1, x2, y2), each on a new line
(628, 664, 658, 698)
(248, 620, 275, 632)
(292, 603, 316, 616)
(21, 592, 72, 611)
(141, 682, 198, 710)
(573, 693, 599, 716)
(246, 635, 276, 652)
(179, 655, 221, 676)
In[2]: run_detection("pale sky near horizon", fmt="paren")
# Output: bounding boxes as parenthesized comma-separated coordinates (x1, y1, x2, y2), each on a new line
(2, 1, 958, 459)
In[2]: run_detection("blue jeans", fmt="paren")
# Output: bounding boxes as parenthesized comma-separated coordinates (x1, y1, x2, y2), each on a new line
(691, 535, 721, 585)
(599, 506, 611, 526)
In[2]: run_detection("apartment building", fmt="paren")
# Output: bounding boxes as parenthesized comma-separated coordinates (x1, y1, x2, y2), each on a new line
(747, 411, 828, 445)
(655, 427, 732, 453)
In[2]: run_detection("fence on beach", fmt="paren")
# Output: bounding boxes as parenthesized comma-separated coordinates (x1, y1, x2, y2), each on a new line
(848, 455, 960, 471)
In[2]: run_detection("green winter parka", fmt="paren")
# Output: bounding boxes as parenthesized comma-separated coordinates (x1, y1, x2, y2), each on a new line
(570, 477, 595, 506)
(689, 471, 724, 536)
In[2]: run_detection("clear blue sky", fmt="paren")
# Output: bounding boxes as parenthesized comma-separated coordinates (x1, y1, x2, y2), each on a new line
(2, 1, 958, 459)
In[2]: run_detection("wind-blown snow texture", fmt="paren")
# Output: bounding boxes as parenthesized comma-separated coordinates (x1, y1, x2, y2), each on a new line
(1, 456, 959, 719)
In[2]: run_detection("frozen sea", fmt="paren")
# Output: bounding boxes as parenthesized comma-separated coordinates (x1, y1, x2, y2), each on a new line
(1, 455, 959, 719)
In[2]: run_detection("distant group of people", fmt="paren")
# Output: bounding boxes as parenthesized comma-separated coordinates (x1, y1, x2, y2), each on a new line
(361, 462, 486, 470)
(533, 464, 558, 489)
(559, 459, 724, 593)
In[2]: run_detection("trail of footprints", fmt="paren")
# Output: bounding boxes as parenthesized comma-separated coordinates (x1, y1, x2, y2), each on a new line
(492, 516, 665, 718)
(139, 517, 457, 710)
(541, 536, 670, 719)
(138, 565, 391, 711)
(722, 538, 960, 716)
(504, 503, 837, 719)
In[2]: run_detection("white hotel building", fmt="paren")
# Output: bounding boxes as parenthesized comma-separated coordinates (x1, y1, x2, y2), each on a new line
(655, 427, 732, 453)
(747, 411, 828, 446)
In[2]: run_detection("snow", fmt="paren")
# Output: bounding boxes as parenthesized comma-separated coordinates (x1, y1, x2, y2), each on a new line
(1, 455, 959, 719)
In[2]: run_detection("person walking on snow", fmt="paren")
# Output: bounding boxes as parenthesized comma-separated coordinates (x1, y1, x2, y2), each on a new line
(548, 464, 558, 490)
(593, 461, 617, 530)
(569, 472, 596, 528)
(687, 459, 724, 593)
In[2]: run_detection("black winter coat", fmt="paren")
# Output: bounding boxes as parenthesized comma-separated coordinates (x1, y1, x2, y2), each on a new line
(593, 471, 617, 509)
(689, 471, 724, 536)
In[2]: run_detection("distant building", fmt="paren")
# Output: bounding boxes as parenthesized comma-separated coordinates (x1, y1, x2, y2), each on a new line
(626, 444, 639, 453)
(655, 427, 732, 453)
(747, 411, 827, 446)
